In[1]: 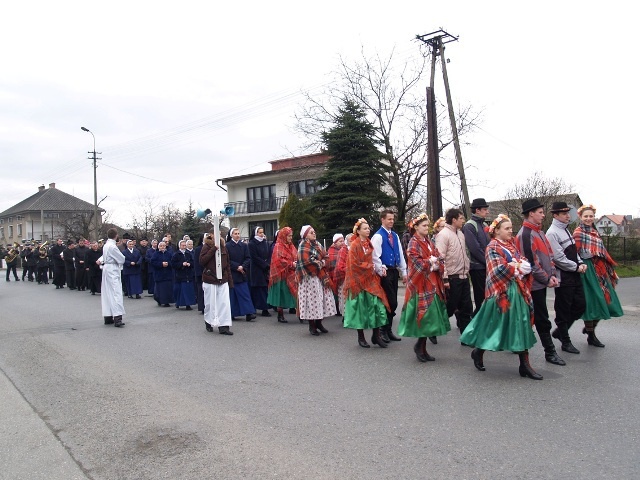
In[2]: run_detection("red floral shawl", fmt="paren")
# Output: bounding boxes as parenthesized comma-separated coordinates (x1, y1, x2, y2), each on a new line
(268, 227, 298, 297)
(296, 237, 332, 288)
(344, 236, 389, 311)
(486, 239, 534, 324)
(403, 234, 445, 325)
(574, 223, 618, 297)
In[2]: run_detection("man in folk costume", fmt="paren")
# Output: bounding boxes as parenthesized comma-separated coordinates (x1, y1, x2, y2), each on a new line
(546, 201, 586, 355)
(267, 227, 298, 323)
(463, 198, 491, 315)
(435, 208, 473, 338)
(516, 199, 565, 366)
(371, 209, 407, 343)
(226, 228, 257, 322)
(200, 231, 233, 335)
(101, 228, 126, 327)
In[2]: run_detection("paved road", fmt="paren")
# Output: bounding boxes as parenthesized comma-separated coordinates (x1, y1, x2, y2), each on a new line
(1, 278, 639, 479)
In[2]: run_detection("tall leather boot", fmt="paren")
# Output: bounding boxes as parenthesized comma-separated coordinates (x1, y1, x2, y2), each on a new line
(471, 348, 485, 371)
(518, 351, 543, 380)
(583, 321, 605, 347)
(316, 319, 328, 333)
(540, 332, 566, 365)
(371, 327, 387, 348)
(380, 324, 391, 343)
(553, 322, 580, 354)
(277, 308, 287, 323)
(413, 338, 434, 362)
(357, 329, 370, 348)
(113, 315, 125, 328)
(386, 320, 401, 341)
(308, 320, 319, 336)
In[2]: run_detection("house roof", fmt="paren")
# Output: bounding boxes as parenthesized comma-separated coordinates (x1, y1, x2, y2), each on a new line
(218, 152, 329, 184)
(0, 186, 103, 217)
(598, 214, 626, 225)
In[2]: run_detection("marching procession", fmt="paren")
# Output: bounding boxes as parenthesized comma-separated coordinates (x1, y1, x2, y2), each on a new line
(3, 199, 623, 381)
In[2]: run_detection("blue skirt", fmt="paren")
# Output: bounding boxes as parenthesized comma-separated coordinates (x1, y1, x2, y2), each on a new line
(124, 274, 143, 296)
(230, 282, 255, 316)
(154, 280, 174, 305)
(174, 280, 196, 306)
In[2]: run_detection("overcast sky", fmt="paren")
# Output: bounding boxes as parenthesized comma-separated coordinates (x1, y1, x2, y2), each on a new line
(2, 1, 637, 228)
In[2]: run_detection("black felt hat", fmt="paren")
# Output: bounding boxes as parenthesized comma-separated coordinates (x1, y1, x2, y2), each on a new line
(470, 198, 489, 209)
(521, 198, 544, 215)
(550, 201, 571, 213)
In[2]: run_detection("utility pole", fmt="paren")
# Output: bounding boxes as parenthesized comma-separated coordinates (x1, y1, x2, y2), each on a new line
(416, 29, 471, 217)
(81, 127, 101, 241)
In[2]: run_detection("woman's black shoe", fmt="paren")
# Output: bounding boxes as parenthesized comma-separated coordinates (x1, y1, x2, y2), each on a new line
(205, 322, 213, 332)
(429, 336, 437, 344)
(277, 313, 288, 323)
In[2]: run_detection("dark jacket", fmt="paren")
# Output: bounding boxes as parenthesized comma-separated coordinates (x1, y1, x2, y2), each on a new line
(63, 248, 75, 268)
(200, 242, 233, 287)
(248, 237, 270, 287)
(227, 239, 251, 284)
(123, 248, 143, 276)
(171, 249, 194, 283)
(151, 250, 174, 282)
(463, 215, 490, 270)
(87, 248, 103, 277)
(49, 244, 65, 267)
(74, 245, 89, 269)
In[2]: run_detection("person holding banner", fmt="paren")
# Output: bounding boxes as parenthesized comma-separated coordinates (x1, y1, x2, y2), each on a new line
(200, 231, 233, 335)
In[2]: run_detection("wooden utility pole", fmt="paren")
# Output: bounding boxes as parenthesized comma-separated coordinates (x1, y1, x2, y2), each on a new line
(416, 29, 471, 217)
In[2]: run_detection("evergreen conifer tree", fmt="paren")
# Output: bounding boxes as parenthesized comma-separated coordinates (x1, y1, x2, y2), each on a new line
(311, 100, 393, 237)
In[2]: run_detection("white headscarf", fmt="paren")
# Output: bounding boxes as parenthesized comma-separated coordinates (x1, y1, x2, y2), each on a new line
(332, 233, 344, 243)
(254, 226, 264, 242)
(300, 225, 312, 240)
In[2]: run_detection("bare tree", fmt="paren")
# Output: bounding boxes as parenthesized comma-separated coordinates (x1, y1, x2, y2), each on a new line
(497, 173, 575, 230)
(295, 46, 482, 225)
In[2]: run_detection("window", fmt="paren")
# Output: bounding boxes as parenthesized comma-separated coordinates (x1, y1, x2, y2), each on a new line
(8, 217, 13, 223)
(247, 185, 276, 213)
(44, 213, 60, 219)
(249, 220, 278, 242)
(8, 226, 13, 238)
(16, 215, 24, 221)
(17, 224, 22, 237)
(288, 179, 319, 197)
(0, 218, 4, 224)
(0, 227, 4, 238)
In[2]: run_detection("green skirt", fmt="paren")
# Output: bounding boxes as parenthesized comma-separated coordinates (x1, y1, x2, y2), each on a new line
(397, 294, 450, 338)
(460, 282, 537, 352)
(267, 280, 297, 309)
(343, 291, 388, 330)
(580, 258, 623, 320)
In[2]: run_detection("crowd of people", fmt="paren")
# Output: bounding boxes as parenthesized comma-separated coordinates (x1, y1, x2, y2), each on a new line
(3, 199, 624, 381)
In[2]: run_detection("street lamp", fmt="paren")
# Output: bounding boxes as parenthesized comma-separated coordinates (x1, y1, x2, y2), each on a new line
(81, 127, 99, 241)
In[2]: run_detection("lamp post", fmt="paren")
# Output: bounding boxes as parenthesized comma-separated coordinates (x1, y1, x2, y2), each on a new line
(81, 127, 99, 241)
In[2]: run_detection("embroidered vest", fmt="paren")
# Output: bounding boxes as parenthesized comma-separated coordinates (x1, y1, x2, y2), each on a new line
(377, 227, 402, 267)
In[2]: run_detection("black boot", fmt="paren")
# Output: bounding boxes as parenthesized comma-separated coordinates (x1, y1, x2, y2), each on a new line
(309, 320, 319, 336)
(413, 338, 434, 362)
(205, 321, 213, 332)
(261, 309, 272, 317)
(246, 314, 256, 322)
(553, 323, 580, 354)
(471, 348, 485, 371)
(386, 321, 401, 341)
(316, 319, 328, 333)
(429, 336, 438, 344)
(113, 315, 125, 327)
(584, 327, 605, 348)
(518, 351, 543, 380)
(218, 326, 234, 335)
(277, 308, 287, 323)
(371, 328, 387, 348)
(357, 329, 370, 348)
(540, 332, 566, 365)
(104, 316, 114, 325)
(380, 327, 391, 343)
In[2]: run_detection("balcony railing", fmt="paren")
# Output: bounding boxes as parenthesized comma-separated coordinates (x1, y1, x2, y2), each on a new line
(224, 196, 289, 216)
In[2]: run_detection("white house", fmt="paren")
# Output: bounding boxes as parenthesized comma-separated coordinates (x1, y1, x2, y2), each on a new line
(217, 153, 329, 240)
(595, 214, 632, 236)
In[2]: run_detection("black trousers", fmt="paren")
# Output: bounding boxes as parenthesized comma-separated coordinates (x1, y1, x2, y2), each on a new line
(469, 268, 486, 315)
(554, 283, 586, 339)
(5, 265, 18, 280)
(531, 288, 552, 335)
(380, 268, 399, 325)
(37, 266, 49, 284)
(446, 277, 473, 332)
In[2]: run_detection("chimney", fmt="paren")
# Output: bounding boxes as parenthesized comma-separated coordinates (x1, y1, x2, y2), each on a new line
(38, 185, 45, 192)
(48, 183, 56, 189)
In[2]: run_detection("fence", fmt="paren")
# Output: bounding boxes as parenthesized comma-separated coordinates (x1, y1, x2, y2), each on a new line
(604, 236, 640, 265)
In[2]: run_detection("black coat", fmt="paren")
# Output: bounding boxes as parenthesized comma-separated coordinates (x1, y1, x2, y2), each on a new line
(226, 239, 251, 284)
(248, 237, 270, 287)
(171, 250, 194, 283)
